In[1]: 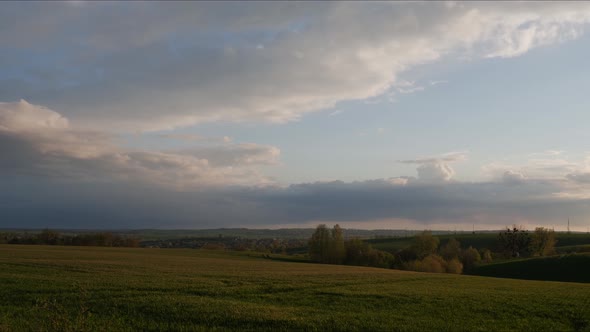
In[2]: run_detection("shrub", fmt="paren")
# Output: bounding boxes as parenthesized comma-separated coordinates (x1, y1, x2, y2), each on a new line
(461, 246, 481, 271)
(481, 249, 493, 263)
(405, 254, 446, 273)
(529, 227, 557, 257)
(344, 238, 394, 268)
(367, 249, 395, 269)
(446, 258, 463, 274)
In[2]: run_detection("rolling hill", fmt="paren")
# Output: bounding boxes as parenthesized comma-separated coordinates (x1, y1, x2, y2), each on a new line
(1, 245, 589, 331)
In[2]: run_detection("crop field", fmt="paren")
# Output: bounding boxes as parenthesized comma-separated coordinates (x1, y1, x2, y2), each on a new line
(1, 245, 590, 331)
(468, 253, 590, 283)
(369, 233, 590, 254)
(558, 244, 590, 254)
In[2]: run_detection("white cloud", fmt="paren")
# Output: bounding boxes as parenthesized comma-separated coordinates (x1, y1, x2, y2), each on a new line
(484, 152, 590, 182)
(416, 162, 456, 183)
(0, 100, 69, 132)
(0, 100, 279, 188)
(2, 2, 590, 131)
(158, 133, 229, 143)
(399, 152, 467, 183)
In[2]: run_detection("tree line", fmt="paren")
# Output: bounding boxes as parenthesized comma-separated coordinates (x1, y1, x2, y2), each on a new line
(308, 224, 558, 274)
(498, 226, 556, 258)
(0, 229, 140, 247)
(308, 224, 394, 268)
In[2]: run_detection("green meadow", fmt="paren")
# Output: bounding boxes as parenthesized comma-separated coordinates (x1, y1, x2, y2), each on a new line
(469, 253, 590, 283)
(369, 232, 590, 254)
(1, 245, 590, 332)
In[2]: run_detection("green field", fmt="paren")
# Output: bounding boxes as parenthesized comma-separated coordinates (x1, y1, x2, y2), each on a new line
(1, 245, 590, 331)
(369, 233, 590, 254)
(557, 244, 590, 254)
(469, 253, 590, 283)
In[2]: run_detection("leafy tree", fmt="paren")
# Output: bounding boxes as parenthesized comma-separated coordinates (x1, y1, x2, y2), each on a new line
(440, 238, 461, 261)
(342, 238, 394, 268)
(309, 224, 331, 263)
(308, 224, 345, 264)
(410, 231, 440, 259)
(529, 227, 557, 257)
(498, 225, 531, 258)
(481, 249, 493, 263)
(367, 248, 395, 269)
(461, 246, 481, 271)
(329, 224, 346, 264)
(394, 247, 418, 267)
(344, 238, 370, 266)
(37, 229, 61, 245)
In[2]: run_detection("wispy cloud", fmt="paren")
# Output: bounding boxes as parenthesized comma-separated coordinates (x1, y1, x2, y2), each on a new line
(158, 133, 232, 143)
(2, 2, 590, 131)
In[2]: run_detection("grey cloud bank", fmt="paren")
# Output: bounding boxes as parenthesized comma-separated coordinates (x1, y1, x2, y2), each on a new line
(1, 176, 588, 230)
(2, 2, 590, 230)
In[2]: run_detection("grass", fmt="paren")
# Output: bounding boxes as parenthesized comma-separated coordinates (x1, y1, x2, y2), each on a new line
(557, 244, 590, 254)
(468, 253, 590, 283)
(369, 233, 590, 254)
(1, 245, 590, 331)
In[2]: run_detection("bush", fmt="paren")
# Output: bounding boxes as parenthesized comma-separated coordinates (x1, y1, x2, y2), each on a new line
(405, 254, 446, 273)
(344, 238, 394, 268)
(461, 246, 481, 271)
(446, 258, 463, 274)
(481, 249, 493, 263)
(529, 227, 557, 257)
(367, 249, 395, 269)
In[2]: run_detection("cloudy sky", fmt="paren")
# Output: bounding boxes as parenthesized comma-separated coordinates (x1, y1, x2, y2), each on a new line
(2, 1, 590, 230)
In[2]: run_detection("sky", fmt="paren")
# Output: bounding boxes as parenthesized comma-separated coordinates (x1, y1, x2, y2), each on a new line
(2, 1, 590, 231)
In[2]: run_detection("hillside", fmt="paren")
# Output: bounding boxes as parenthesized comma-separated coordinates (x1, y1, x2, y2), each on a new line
(369, 232, 590, 254)
(1, 245, 590, 331)
(468, 253, 590, 283)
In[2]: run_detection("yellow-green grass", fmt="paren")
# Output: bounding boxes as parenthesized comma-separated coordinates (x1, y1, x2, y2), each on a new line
(1, 245, 589, 331)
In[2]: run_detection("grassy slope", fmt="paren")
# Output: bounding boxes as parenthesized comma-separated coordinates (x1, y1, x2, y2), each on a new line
(469, 253, 590, 283)
(369, 233, 590, 254)
(557, 244, 590, 254)
(1, 245, 590, 331)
